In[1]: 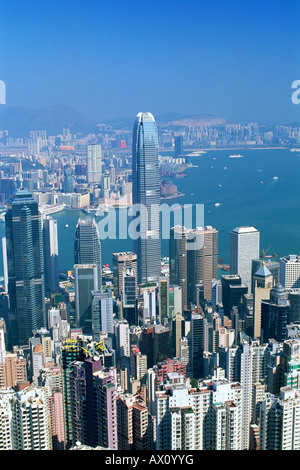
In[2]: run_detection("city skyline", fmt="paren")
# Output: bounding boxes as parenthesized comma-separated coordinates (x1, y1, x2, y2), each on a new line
(0, 0, 300, 454)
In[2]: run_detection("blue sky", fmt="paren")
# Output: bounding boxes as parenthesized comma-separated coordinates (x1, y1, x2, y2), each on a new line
(0, 0, 299, 124)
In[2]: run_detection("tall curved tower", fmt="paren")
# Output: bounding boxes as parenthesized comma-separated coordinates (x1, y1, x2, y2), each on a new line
(132, 112, 161, 284)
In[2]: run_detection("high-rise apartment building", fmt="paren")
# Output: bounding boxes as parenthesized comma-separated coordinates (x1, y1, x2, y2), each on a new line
(74, 218, 102, 290)
(132, 112, 161, 284)
(230, 226, 260, 292)
(68, 358, 118, 449)
(5, 187, 46, 347)
(86, 143, 102, 185)
(259, 387, 300, 450)
(0, 385, 52, 450)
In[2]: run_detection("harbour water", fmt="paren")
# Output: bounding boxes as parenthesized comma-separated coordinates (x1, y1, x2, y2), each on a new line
(0, 148, 299, 274)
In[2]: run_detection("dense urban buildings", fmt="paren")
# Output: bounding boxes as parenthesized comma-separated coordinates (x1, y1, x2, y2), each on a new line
(0, 109, 299, 452)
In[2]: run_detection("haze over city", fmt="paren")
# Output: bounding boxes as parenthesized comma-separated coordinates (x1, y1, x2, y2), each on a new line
(0, 0, 299, 124)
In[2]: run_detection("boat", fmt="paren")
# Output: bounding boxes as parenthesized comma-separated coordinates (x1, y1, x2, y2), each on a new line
(218, 184, 222, 187)
(215, 203, 221, 207)
(228, 154, 243, 158)
(290, 148, 300, 152)
(273, 176, 278, 180)
(65, 224, 69, 228)
(224, 166, 227, 170)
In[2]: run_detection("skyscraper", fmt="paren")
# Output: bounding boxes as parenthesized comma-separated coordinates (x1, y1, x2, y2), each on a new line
(230, 226, 260, 292)
(74, 264, 98, 335)
(112, 252, 137, 299)
(43, 216, 59, 295)
(74, 218, 102, 289)
(279, 255, 300, 289)
(5, 187, 46, 347)
(169, 225, 216, 308)
(86, 143, 102, 185)
(132, 112, 161, 284)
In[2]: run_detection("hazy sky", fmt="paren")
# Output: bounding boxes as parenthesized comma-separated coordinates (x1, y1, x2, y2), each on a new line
(0, 0, 299, 124)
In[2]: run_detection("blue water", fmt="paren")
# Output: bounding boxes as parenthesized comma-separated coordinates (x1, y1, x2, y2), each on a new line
(0, 148, 299, 273)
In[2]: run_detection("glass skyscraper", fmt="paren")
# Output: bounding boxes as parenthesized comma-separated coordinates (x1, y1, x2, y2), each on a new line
(132, 112, 161, 284)
(5, 187, 46, 347)
(74, 217, 102, 289)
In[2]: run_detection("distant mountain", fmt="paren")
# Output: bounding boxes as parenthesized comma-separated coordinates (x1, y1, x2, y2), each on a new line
(104, 112, 228, 129)
(0, 104, 98, 137)
(156, 113, 228, 127)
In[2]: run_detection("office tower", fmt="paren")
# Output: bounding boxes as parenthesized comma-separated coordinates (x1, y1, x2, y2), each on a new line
(197, 226, 218, 301)
(158, 276, 169, 325)
(180, 337, 192, 377)
(122, 267, 137, 325)
(173, 285, 182, 315)
(145, 368, 156, 416)
(251, 258, 279, 292)
(69, 359, 118, 449)
(169, 226, 193, 310)
(63, 167, 73, 193)
(74, 264, 98, 335)
(172, 312, 185, 358)
(221, 274, 242, 317)
(261, 283, 291, 343)
(112, 252, 137, 298)
(211, 279, 222, 310)
(252, 265, 273, 339)
(86, 143, 102, 184)
(191, 310, 208, 379)
(227, 283, 248, 319)
(170, 225, 217, 309)
(132, 112, 161, 284)
(141, 285, 157, 323)
(91, 289, 114, 340)
(259, 387, 300, 450)
(43, 216, 59, 295)
(280, 255, 300, 289)
(74, 218, 102, 290)
(174, 135, 184, 157)
(0, 385, 52, 449)
(114, 318, 130, 365)
(117, 393, 149, 450)
(5, 187, 46, 347)
(101, 171, 110, 197)
(153, 324, 173, 365)
(2, 237, 8, 292)
(230, 226, 260, 292)
(289, 289, 300, 322)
